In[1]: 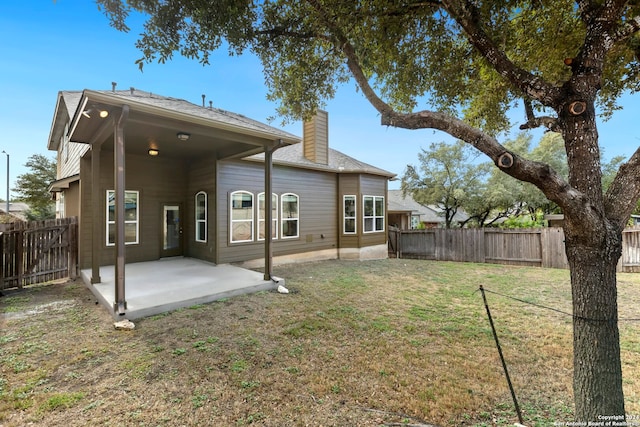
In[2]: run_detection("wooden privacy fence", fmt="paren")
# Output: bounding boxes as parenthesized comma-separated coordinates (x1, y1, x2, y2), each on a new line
(0, 217, 78, 291)
(389, 227, 640, 272)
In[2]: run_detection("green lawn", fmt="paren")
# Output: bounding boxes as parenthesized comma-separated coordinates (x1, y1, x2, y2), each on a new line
(1, 258, 638, 426)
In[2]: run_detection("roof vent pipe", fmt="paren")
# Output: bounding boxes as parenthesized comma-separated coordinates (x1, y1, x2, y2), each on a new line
(202, 94, 206, 107)
(112, 82, 117, 92)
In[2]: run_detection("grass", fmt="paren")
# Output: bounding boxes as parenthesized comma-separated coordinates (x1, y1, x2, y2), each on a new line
(0, 258, 639, 426)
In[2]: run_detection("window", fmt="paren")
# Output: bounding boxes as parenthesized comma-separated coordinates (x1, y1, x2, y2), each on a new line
(58, 192, 65, 219)
(106, 190, 139, 246)
(230, 191, 254, 242)
(195, 192, 207, 242)
(363, 195, 385, 233)
(281, 193, 299, 238)
(258, 192, 278, 240)
(343, 195, 356, 234)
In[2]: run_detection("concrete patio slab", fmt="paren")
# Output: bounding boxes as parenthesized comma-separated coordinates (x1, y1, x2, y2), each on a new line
(80, 257, 282, 320)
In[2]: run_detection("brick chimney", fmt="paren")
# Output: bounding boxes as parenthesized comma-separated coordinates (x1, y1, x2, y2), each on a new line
(303, 110, 329, 165)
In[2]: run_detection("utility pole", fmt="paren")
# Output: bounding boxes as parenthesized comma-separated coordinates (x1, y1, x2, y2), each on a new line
(1, 151, 8, 214)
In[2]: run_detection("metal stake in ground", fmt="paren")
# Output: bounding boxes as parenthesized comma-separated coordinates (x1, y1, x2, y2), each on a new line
(479, 285, 524, 425)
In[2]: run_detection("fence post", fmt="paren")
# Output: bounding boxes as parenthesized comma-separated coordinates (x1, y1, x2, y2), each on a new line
(16, 229, 24, 289)
(69, 218, 78, 279)
(540, 228, 547, 268)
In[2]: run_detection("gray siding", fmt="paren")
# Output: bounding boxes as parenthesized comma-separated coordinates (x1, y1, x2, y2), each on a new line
(77, 148, 386, 269)
(338, 174, 361, 248)
(54, 116, 90, 181)
(59, 142, 90, 178)
(359, 174, 388, 247)
(79, 151, 188, 268)
(217, 160, 338, 264)
(336, 174, 388, 249)
(64, 181, 81, 218)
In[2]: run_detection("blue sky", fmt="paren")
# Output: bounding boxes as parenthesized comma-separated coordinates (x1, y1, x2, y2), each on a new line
(0, 1, 638, 197)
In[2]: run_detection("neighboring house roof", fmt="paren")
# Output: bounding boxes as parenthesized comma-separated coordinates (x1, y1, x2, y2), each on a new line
(1, 202, 30, 214)
(387, 190, 443, 223)
(246, 143, 395, 177)
(387, 189, 468, 223)
(0, 202, 30, 222)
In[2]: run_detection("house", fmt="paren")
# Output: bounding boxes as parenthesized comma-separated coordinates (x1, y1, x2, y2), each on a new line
(0, 202, 30, 223)
(387, 189, 468, 229)
(47, 86, 394, 317)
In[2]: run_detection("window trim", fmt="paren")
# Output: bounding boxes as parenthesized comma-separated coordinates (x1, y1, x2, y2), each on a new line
(281, 192, 299, 239)
(363, 195, 385, 233)
(258, 192, 278, 241)
(343, 195, 357, 234)
(195, 191, 207, 243)
(106, 189, 140, 246)
(230, 190, 254, 243)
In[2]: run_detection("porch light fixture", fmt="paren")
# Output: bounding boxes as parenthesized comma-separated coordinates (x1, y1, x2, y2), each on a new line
(148, 149, 159, 156)
(176, 132, 190, 141)
(81, 108, 109, 119)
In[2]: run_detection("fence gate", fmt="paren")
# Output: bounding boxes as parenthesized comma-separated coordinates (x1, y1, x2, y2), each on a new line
(0, 217, 78, 291)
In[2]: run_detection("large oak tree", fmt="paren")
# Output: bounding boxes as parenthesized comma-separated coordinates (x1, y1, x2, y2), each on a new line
(97, 0, 640, 421)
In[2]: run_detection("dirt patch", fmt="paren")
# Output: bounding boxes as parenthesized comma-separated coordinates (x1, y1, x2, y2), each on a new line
(2, 299, 77, 321)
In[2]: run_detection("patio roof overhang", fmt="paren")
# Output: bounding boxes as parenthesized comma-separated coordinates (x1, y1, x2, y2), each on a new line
(67, 90, 300, 159)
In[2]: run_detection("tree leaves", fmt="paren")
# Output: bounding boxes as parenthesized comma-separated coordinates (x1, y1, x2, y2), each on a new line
(13, 154, 57, 220)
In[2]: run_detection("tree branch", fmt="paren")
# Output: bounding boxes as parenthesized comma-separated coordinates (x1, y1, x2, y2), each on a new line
(520, 98, 561, 132)
(304, 0, 590, 218)
(610, 14, 640, 44)
(604, 146, 640, 230)
(441, 0, 563, 108)
(519, 116, 561, 132)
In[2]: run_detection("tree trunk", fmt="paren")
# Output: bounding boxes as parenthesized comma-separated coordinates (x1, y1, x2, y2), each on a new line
(564, 226, 625, 421)
(556, 82, 627, 420)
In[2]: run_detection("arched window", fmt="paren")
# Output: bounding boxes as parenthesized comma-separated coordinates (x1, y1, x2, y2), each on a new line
(230, 191, 254, 243)
(195, 192, 207, 242)
(258, 192, 278, 240)
(281, 193, 299, 239)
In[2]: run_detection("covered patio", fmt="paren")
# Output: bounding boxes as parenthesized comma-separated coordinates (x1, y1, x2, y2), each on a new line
(80, 257, 282, 320)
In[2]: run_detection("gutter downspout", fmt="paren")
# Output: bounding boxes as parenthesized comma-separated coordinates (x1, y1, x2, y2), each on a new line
(114, 105, 129, 315)
(264, 139, 286, 281)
